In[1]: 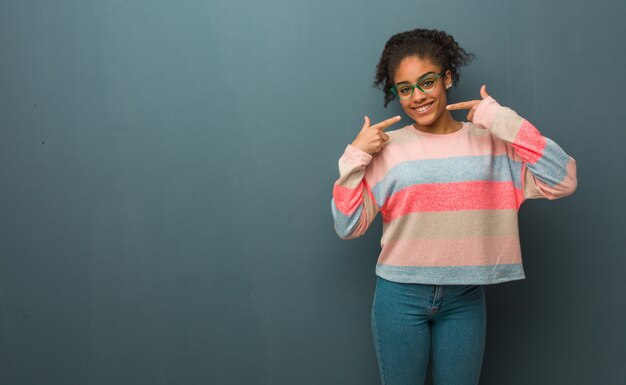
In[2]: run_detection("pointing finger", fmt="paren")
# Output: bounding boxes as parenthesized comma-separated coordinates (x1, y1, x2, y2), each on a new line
(446, 101, 479, 111)
(371, 115, 402, 131)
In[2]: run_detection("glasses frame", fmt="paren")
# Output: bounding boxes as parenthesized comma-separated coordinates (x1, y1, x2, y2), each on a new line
(390, 70, 448, 100)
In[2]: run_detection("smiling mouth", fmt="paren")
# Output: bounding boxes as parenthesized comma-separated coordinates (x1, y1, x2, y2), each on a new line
(413, 102, 434, 113)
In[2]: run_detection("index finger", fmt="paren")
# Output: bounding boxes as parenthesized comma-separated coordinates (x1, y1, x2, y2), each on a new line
(370, 115, 402, 131)
(446, 100, 479, 111)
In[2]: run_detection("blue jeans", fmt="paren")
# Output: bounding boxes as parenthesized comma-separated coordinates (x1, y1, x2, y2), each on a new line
(371, 277, 486, 385)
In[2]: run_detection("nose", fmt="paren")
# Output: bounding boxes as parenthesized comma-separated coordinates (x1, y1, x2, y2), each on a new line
(411, 88, 426, 102)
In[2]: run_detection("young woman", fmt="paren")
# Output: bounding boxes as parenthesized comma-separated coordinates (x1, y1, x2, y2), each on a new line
(331, 28, 577, 385)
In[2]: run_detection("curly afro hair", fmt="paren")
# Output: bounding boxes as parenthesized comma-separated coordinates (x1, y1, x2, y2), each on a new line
(374, 28, 475, 107)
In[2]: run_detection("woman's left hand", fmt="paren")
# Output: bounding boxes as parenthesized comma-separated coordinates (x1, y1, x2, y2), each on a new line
(446, 85, 490, 122)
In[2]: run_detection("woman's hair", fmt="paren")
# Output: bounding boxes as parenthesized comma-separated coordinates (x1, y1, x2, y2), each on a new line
(374, 28, 475, 107)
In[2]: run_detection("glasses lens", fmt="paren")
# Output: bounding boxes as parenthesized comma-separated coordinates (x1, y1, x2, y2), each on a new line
(419, 75, 438, 91)
(395, 85, 414, 99)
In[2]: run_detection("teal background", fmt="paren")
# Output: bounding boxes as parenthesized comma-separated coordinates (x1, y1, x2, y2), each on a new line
(1, 0, 624, 384)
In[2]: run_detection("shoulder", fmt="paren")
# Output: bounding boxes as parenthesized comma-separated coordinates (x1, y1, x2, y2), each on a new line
(386, 125, 416, 144)
(465, 121, 515, 156)
(465, 121, 491, 137)
(466, 121, 507, 144)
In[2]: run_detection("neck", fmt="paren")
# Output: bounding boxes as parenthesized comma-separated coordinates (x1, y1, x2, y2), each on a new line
(413, 111, 462, 135)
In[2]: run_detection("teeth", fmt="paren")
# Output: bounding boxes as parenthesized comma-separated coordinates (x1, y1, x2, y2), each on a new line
(415, 103, 433, 113)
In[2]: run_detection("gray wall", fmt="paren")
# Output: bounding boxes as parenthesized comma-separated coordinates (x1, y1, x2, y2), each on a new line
(1, 0, 624, 384)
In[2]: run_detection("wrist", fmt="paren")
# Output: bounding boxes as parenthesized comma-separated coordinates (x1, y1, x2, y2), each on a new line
(473, 96, 500, 129)
(350, 140, 373, 156)
(346, 144, 374, 162)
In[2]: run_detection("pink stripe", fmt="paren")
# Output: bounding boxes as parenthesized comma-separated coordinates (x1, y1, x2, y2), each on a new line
(381, 181, 521, 222)
(333, 183, 363, 215)
(513, 120, 546, 164)
(515, 184, 525, 208)
(378, 237, 522, 267)
(473, 96, 498, 129)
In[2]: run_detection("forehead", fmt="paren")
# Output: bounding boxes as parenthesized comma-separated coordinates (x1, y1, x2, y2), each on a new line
(394, 56, 441, 83)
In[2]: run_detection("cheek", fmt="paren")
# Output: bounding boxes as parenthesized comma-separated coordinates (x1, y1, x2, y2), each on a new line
(436, 91, 449, 108)
(400, 101, 413, 116)
(438, 87, 448, 101)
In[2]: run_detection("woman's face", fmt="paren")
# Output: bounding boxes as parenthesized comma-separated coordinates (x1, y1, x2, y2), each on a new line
(393, 56, 452, 128)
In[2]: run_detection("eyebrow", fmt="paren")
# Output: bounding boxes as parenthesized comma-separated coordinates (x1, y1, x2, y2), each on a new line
(395, 71, 437, 85)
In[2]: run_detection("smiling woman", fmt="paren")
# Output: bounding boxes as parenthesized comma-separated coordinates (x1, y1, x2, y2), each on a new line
(331, 28, 578, 385)
(392, 57, 456, 132)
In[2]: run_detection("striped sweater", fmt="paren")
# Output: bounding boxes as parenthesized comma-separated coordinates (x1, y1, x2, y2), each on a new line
(331, 97, 577, 284)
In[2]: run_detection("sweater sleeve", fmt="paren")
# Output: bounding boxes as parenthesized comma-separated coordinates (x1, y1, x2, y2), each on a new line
(473, 96, 577, 200)
(331, 145, 381, 239)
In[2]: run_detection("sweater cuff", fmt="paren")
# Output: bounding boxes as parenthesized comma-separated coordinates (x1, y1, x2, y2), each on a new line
(343, 144, 373, 166)
(473, 96, 500, 129)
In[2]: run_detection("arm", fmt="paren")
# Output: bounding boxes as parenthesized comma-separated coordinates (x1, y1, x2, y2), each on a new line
(331, 115, 401, 239)
(473, 96, 577, 200)
(331, 145, 380, 239)
(447, 86, 577, 200)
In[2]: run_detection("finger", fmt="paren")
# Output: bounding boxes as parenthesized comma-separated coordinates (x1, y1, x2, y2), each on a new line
(480, 85, 489, 99)
(446, 101, 479, 111)
(371, 115, 401, 131)
(377, 137, 389, 152)
(381, 133, 390, 142)
(362, 116, 370, 130)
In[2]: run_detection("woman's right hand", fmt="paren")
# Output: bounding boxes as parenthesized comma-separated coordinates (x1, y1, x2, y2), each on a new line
(351, 115, 401, 155)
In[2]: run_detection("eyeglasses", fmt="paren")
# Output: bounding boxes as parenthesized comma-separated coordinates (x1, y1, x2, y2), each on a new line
(390, 70, 447, 100)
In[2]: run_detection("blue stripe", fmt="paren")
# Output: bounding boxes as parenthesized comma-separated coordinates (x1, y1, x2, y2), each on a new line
(371, 155, 523, 207)
(331, 199, 363, 239)
(527, 139, 570, 187)
(376, 264, 525, 285)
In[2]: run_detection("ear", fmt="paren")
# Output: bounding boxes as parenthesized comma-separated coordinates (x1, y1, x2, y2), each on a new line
(444, 70, 453, 90)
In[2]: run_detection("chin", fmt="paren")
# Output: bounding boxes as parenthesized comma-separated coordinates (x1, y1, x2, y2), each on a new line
(410, 110, 443, 127)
